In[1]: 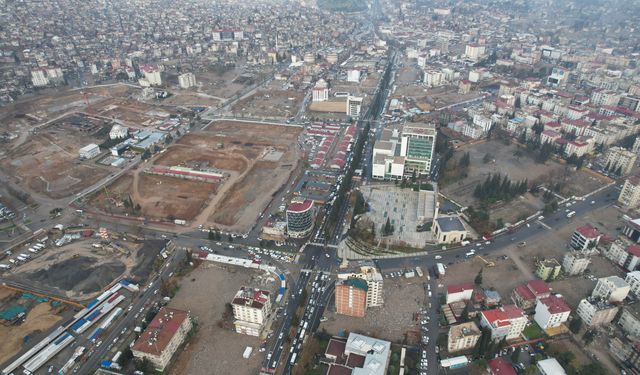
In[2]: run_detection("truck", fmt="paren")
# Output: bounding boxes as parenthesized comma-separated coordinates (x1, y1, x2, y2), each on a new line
(242, 346, 253, 359)
(415, 267, 424, 278)
(436, 263, 446, 278)
(174, 219, 187, 225)
(290, 353, 297, 365)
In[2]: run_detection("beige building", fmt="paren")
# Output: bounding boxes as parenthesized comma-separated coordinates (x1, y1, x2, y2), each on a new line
(576, 297, 619, 326)
(447, 322, 481, 353)
(562, 251, 591, 276)
(535, 259, 562, 280)
(619, 307, 640, 339)
(131, 308, 192, 371)
(434, 216, 468, 244)
(178, 72, 197, 89)
(627, 271, 640, 297)
(592, 275, 630, 303)
(337, 262, 384, 307)
(231, 287, 272, 336)
(619, 176, 640, 208)
(605, 146, 637, 176)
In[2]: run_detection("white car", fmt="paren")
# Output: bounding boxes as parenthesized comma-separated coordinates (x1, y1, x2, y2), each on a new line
(434, 255, 442, 260)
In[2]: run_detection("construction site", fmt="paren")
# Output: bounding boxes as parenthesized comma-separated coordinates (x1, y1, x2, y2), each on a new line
(230, 83, 305, 119)
(86, 120, 303, 232)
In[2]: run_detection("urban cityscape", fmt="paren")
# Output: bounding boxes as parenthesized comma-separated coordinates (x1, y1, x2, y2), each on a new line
(1, 0, 640, 375)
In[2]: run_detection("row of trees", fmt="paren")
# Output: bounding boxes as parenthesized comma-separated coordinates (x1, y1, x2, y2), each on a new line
(473, 173, 528, 203)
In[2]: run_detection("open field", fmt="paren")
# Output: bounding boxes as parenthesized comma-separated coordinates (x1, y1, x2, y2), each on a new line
(169, 263, 278, 375)
(0, 290, 65, 365)
(0, 114, 112, 199)
(156, 91, 223, 108)
(320, 275, 427, 343)
(195, 66, 272, 99)
(308, 100, 347, 113)
(87, 120, 301, 231)
(5, 238, 165, 300)
(442, 140, 610, 224)
(231, 89, 304, 118)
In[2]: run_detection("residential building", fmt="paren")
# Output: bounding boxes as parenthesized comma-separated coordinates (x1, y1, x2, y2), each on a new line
(576, 297, 619, 326)
(623, 218, 640, 243)
(286, 199, 314, 238)
(140, 65, 162, 86)
(619, 176, 640, 208)
(346, 96, 363, 118)
(464, 44, 485, 60)
(479, 305, 527, 341)
(619, 306, 640, 339)
(31, 70, 49, 87)
(231, 287, 272, 336)
(541, 130, 562, 144)
(400, 122, 436, 177)
(337, 262, 384, 308)
(591, 89, 621, 107)
(511, 280, 552, 310)
(347, 70, 360, 83)
(534, 295, 571, 329)
(536, 259, 562, 280)
(312, 79, 329, 102)
(79, 143, 100, 159)
(562, 251, 591, 275)
(434, 216, 468, 244)
(592, 275, 630, 302)
(627, 271, 640, 297)
(569, 224, 601, 253)
(446, 282, 474, 304)
(603, 240, 640, 271)
(324, 333, 391, 375)
(488, 357, 517, 375)
(605, 146, 637, 176)
(131, 308, 192, 371)
(447, 322, 481, 353)
(423, 69, 444, 87)
(178, 72, 197, 89)
(537, 358, 567, 375)
(109, 124, 128, 140)
(335, 278, 368, 318)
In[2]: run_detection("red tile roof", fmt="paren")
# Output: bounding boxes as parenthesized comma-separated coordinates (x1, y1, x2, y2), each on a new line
(326, 339, 347, 360)
(482, 305, 525, 325)
(527, 280, 551, 296)
(628, 245, 640, 257)
(576, 224, 600, 239)
(488, 357, 517, 375)
(132, 307, 189, 356)
(447, 282, 475, 294)
(539, 295, 571, 314)
(346, 353, 366, 368)
(287, 199, 313, 213)
(514, 284, 535, 301)
(328, 364, 353, 375)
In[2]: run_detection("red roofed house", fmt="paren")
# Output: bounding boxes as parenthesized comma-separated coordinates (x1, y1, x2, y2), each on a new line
(480, 305, 527, 341)
(511, 280, 552, 310)
(570, 224, 601, 253)
(604, 240, 640, 271)
(232, 287, 272, 336)
(446, 282, 475, 304)
(540, 130, 562, 145)
(488, 357, 517, 375)
(534, 295, 571, 329)
(131, 307, 192, 371)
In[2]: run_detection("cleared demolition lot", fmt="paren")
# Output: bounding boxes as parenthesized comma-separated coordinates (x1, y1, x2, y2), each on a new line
(87, 120, 302, 232)
(4, 238, 166, 300)
(169, 262, 278, 375)
(231, 87, 305, 119)
(320, 276, 427, 344)
(442, 140, 610, 224)
(0, 114, 112, 199)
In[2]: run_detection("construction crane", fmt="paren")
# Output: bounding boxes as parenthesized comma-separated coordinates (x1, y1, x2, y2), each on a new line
(476, 255, 495, 267)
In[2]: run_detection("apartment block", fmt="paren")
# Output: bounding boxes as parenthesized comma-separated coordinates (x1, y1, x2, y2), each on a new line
(337, 262, 384, 308)
(605, 146, 637, 176)
(577, 298, 619, 326)
(619, 176, 640, 209)
(479, 305, 527, 341)
(562, 251, 591, 275)
(626, 271, 640, 297)
(534, 295, 571, 329)
(335, 278, 368, 318)
(603, 240, 640, 271)
(231, 287, 272, 336)
(511, 280, 552, 310)
(447, 322, 481, 353)
(570, 224, 601, 253)
(592, 275, 630, 302)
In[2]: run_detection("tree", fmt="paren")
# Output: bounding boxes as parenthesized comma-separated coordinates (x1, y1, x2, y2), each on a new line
(135, 358, 155, 373)
(483, 153, 493, 163)
(511, 347, 521, 363)
(383, 217, 393, 236)
(474, 269, 483, 285)
(460, 152, 471, 168)
(582, 329, 596, 345)
(208, 230, 214, 240)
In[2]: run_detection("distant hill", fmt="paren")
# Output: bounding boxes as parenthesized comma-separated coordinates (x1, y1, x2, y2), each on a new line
(317, 0, 367, 12)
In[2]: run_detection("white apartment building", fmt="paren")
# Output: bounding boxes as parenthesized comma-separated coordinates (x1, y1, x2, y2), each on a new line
(464, 44, 485, 60)
(347, 70, 360, 83)
(178, 72, 197, 89)
(79, 143, 100, 159)
(337, 265, 384, 307)
(312, 79, 329, 102)
(619, 307, 640, 339)
(479, 305, 527, 341)
(31, 70, 49, 87)
(346, 96, 363, 118)
(534, 295, 571, 329)
(626, 271, 640, 297)
(570, 224, 601, 253)
(591, 89, 621, 107)
(231, 287, 272, 336)
(576, 298, 619, 326)
(447, 322, 481, 353)
(423, 69, 444, 87)
(562, 251, 591, 275)
(592, 275, 630, 303)
(605, 146, 637, 176)
(619, 176, 640, 208)
(400, 123, 437, 177)
(603, 240, 640, 272)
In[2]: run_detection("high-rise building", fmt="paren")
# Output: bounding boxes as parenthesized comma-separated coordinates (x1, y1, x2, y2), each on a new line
(592, 275, 630, 302)
(346, 96, 363, 118)
(562, 251, 591, 275)
(464, 44, 485, 60)
(312, 79, 329, 102)
(286, 199, 314, 238)
(619, 176, 640, 208)
(570, 224, 601, 253)
(605, 146, 637, 176)
(337, 262, 384, 308)
(335, 278, 368, 317)
(178, 72, 197, 89)
(231, 287, 271, 336)
(31, 70, 49, 87)
(400, 123, 437, 177)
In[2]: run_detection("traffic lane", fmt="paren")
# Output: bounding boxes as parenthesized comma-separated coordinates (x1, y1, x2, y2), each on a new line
(78, 250, 184, 373)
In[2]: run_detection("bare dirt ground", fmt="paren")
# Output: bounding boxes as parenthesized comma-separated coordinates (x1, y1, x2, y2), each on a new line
(6, 238, 164, 300)
(231, 90, 304, 119)
(136, 174, 216, 221)
(159, 92, 223, 108)
(308, 100, 347, 113)
(168, 263, 279, 375)
(0, 301, 63, 364)
(0, 114, 112, 199)
(320, 276, 426, 344)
